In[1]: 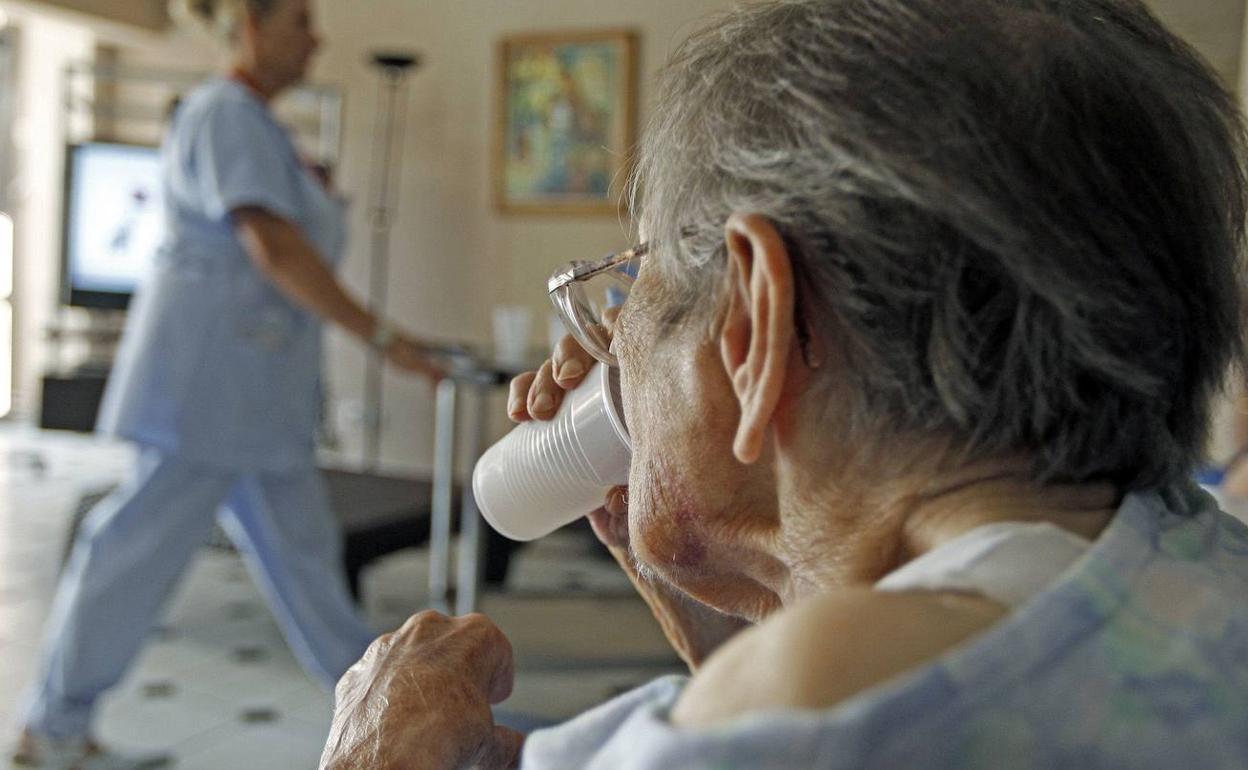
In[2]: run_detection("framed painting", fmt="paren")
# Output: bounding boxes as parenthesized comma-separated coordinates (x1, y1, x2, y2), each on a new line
(494, 29, 638, 215)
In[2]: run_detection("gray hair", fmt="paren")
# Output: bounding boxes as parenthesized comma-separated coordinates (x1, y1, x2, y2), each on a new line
(631, 0, 1248, 489)
(169, 0, 279, 43)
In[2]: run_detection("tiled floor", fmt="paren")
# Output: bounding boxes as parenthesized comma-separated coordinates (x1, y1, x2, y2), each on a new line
(0, 425, 683, 768)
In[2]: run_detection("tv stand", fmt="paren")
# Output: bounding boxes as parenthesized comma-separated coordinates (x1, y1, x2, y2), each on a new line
(39, 309, 125, 432)
(39, 367, 109, 432)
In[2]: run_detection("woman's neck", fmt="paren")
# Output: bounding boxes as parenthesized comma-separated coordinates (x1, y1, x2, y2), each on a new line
(778, 460, 1118, 602)
(896, 472, 1118, 559)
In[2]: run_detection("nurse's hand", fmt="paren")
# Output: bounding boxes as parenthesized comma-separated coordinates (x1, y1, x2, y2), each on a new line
(385, 335, 446, 382)
(319, 611, 523, 770)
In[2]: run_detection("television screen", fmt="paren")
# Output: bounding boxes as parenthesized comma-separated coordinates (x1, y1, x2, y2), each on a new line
(62, 142, 163, 309)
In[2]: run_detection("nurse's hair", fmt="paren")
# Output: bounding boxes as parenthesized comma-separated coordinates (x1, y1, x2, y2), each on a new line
(169, 0, 279, 43)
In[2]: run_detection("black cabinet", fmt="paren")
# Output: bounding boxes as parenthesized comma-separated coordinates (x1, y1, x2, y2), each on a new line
(40, 370, 109, 432)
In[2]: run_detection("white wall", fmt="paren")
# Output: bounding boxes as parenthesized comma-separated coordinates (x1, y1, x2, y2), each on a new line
(4, 0, 1246, 471)
(1147, 0, 1248, 463)
(310, 0, 1248, 473)
(5, 0, 741, 474)
(1151, 0, 1245, 88)
(4, 8, 92, 415)
(310, 0, 739, 473)
(21, 0, 167, 31)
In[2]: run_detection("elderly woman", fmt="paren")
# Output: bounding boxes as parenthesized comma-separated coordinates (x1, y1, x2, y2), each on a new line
(320, 0, 1248, 767)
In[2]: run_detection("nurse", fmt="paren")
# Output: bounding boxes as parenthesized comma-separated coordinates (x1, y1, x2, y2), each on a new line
(12, 1, 438, 766)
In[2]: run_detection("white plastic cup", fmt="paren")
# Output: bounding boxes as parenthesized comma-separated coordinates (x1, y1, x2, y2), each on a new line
(492, 305, 533, 367)
(473, 363, 630, 541)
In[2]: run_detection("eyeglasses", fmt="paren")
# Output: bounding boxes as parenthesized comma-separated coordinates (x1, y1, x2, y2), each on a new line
(549, 231, 820, 370)
(547, 242, 647, 366)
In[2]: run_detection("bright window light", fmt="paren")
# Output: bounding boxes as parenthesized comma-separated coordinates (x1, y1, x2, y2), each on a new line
(0, 300, 11, 418)
(0, 212, 11, 418)
(0, 212, 11, 299)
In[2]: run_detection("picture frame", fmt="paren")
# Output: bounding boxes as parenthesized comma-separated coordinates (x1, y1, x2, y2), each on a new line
(494, 29, 638, 215)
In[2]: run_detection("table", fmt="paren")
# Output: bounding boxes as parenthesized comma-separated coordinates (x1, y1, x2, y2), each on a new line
(427, 348, 536, 614)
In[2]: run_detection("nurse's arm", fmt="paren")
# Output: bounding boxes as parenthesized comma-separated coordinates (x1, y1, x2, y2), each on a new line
(233, 207, 442, 379)
(235, 206, 377, 341)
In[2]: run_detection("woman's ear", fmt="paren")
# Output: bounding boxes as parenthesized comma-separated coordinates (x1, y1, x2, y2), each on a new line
(719, 213, 796, 464)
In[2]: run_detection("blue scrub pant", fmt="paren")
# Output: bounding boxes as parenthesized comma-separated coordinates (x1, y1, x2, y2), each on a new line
(20, 448, 376, 739)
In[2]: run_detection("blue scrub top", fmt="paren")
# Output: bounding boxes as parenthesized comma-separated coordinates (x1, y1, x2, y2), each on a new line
(97, 78, 346, 472)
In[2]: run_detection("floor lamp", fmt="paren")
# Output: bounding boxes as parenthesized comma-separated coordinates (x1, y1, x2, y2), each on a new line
(363, 51, 421, 469)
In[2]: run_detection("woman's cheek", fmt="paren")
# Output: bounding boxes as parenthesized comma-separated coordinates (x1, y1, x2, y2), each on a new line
(631, 455, 710, 575)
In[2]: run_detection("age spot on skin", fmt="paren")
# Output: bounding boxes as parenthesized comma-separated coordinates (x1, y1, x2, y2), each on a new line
(671, 507, 708, 567)
(642, 503, 708, 571)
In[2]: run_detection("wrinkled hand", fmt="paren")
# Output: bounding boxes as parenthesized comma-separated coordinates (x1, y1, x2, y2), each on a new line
(319, 612, 524, 770)
(385, 335, 447, 382)
(506, 331, 750, 671)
